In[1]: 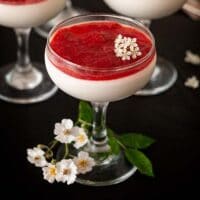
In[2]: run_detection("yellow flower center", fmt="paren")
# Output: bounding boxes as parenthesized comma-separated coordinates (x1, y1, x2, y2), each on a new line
(63, 168, 71, 175)
(64, 129, 70, 135)
(49, 166, 57, 176)
(34, 156, 41, 161)
(78, 160, 88, 168)
(77, 134, 86, 143)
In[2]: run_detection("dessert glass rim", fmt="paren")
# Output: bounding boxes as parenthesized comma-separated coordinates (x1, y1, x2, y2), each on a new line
(46, 13, 156, 73)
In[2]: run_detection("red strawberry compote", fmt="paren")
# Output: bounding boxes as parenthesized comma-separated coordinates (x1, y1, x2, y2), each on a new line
(0, 0, 65, 27)
(0, 0, 45, 5)
(45, 18, 156, 102)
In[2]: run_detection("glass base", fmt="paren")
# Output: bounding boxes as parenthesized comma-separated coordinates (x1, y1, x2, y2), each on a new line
(0, 63, 57, 104)
(136, 57, 178, 96)
(56, 140, 137, 187)
(76, 151, 137, 186)
(34, 7, 87, 38)
(56, 138, 137, 187)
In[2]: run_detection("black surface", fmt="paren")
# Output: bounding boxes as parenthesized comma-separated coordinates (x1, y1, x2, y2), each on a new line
(0, 0, 200, 199)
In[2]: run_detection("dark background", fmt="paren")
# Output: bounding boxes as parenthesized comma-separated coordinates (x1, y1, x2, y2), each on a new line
(0, 0, 200, 199)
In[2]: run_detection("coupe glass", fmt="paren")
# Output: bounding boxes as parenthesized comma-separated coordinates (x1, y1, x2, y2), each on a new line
(45, 14, 156, 186)
(35, 0, 86, 38)
(104, 0, 187, 95)
(0, 0, 66, 104)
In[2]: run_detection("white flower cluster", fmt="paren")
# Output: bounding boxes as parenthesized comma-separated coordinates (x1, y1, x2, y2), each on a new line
(54, 119, 88, 149)
(184, 50, 200, 65)
(114, 34, 142, 61)
(27, 119, 95, 185)
(184, 76, 199, 89)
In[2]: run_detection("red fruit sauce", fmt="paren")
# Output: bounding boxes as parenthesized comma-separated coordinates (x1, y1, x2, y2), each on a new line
(0, 0, 45, 5)
(49, 21, 156, 80)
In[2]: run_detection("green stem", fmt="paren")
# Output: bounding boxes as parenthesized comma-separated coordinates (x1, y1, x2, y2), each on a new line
(49, 140, 58, 150)
(63, 144, 69, 159)
(117, 139, 127, 150)
(51, 159, 57, 165)
(68, 154, 75, 159)
(78, 119, 93, 127)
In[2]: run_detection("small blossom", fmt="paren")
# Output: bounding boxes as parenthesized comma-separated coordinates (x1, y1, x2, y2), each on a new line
(42, 163, 57, 183)
(74, 151, 95, 174)
(56, 159, 77, 185)
(71, 127, 89, 149)
(27, 147, 47, 167)
(54, 119, 75, 144)
(114, 34, 142, 61)
(185, 76, 199, 89)
(184, 50, 200, 65)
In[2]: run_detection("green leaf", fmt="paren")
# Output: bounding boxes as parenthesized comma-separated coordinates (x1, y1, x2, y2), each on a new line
(125, 149, 154, 177)
(107, 129, 120, 155)
(108, 136, 120, 155)
(119, 133, 155, 149)
(78, 101, 93, 124)
(107, 128, 115, 138)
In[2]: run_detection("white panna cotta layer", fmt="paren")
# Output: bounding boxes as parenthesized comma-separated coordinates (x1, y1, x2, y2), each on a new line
(104, 0, 187, 19)
(45, 53, 156, 102)
(0, 0, 66, 28)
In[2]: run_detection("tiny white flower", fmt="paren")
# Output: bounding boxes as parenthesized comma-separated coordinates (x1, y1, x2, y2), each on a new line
(56, 159, 77, 185)
(185, 76, 199, 89)
(115, 34, 122, 44)
(54, 119, 75, 144)
(184, 50, 200, 65)
(132, 38, 137, 43)
(42, 163, 57, 183)
(71, 127, 89, 149)
(137, 52, 142, 56)
(27, 147, 47, 167)
(74, 151, 95, 174)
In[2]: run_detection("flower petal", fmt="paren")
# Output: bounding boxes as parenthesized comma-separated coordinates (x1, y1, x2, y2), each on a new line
(78, 151, 89, 158)
(70, 126, 80, 136)
(54, 123, 65, 136)
(61, 119, 73, 129)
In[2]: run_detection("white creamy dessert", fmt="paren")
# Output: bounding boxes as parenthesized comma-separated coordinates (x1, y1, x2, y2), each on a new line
(104, 0, 187, 19)
(0, 0, 66, 27)
(45, 16, 156, 102)
(45, 53, 156, 102)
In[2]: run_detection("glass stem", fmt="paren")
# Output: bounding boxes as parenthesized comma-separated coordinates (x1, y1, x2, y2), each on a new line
(91, 102, 109, 146)
(15, 28, 31, 72)
(138, 19, 152, 28)
(66, 0, 72, 8)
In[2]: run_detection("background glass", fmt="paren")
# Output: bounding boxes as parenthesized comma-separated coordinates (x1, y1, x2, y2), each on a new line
(35, 0, 86, 38)
(104, 0, 187, 95)
(0, 0, 66, 104)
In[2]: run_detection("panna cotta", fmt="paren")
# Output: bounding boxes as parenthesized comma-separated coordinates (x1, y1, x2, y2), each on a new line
(0, 0, 66, 27)
(45, 19, 156, 102)
(104, 0, 187, 19)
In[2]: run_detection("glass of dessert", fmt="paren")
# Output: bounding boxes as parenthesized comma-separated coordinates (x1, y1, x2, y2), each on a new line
(183, 0, 200, 20)
(104, 0, 187, 95)
(0, 0, 66, 104)
(35, 0, 86, 38)
(45, 14, 156, 186)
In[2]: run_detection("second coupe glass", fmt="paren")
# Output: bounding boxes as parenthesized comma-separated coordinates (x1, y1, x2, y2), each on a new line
(0, 0, 66, 103)
(104, 0, 187, 95)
